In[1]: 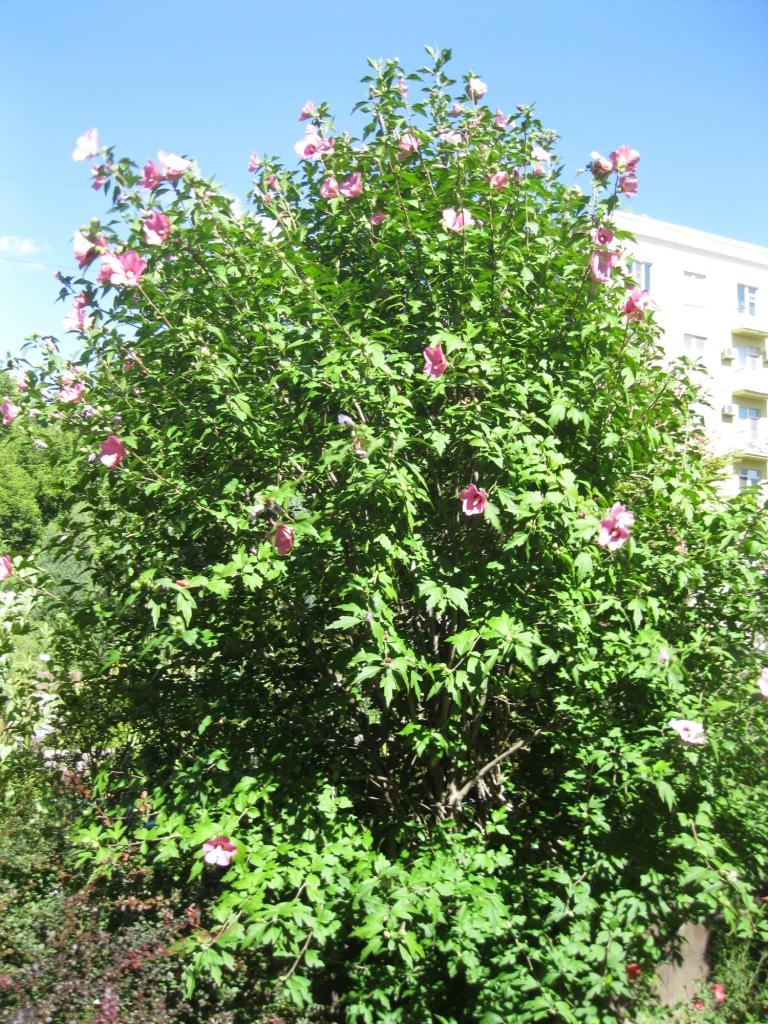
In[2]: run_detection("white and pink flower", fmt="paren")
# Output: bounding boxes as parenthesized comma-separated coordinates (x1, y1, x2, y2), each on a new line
(100, 435, 127, 468)
(73, 230, 107, 269)
(397, 133, 419, 159)
(294, 127, 334, 161)
(72, 128, 99, 162)
(531, 146, 551, 174)
(466, 77, 487, 100)
(0, 556, 12, 581)
(158, 151, 191, 179)
(339, 173, 362, 199)
(441, 207, 474, 233)
(108, 251, 147, 288)
(489, 170, 509, 192)
(202, 835, 237, 867)
(438, 130, 462, 145)
(589, 248, 621, 284)
(669, 719, 706, 746)
(622, 286, 654, 321)
(597, 502, 634, 551)
(610, 146, 640, 174)
(589, 151, 614, 177)
(460, 483, 487, 516)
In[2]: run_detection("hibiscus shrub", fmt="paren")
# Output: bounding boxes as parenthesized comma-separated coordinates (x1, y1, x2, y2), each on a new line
(6, 48, 768, 1024)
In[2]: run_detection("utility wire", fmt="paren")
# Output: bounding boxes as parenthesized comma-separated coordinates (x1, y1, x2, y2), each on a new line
(0, 255, 77, 271)
(0, 173, 91, 189)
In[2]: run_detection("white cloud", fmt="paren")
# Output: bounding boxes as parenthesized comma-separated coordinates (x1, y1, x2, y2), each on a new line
(0, 235, 49, 257)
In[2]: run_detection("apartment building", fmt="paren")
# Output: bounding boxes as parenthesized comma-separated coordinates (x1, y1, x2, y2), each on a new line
(614, 212, 768, 496)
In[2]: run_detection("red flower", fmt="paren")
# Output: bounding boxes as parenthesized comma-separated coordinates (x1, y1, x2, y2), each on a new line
(626, 963, 642, 981)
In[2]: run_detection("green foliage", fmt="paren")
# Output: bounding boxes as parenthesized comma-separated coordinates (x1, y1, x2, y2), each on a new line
(5, 49, 768, 1022)
(0, 371, 75, 551)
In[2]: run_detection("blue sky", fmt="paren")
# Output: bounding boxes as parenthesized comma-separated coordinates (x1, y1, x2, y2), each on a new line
(1, 0, 767, 361)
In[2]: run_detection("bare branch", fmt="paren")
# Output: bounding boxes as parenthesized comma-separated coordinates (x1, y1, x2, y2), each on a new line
(447, 729, 540, 808)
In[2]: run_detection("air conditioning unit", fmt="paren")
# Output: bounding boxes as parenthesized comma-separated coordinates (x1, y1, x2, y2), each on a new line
(721, 347, 735, 361)
(722, 403, 736, 418)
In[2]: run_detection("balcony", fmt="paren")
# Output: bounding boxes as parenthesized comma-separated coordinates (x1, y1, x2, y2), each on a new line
(731, 365, 768, 400)
(732, 428, 768, 461)
(732, 310, 768, 339)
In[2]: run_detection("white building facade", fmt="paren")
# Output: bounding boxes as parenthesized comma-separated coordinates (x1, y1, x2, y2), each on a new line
(615, 212, 768, 496)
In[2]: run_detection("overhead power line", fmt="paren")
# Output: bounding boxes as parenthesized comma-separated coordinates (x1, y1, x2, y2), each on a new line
(0, 173, 91, 189)
(0, 255, 77, 271)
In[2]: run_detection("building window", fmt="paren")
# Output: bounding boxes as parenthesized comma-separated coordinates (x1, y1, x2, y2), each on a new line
(737, 345, 762, 370)
(683, 271, 706, 307)
(738, 284, 757, 316)
(683, 334, 706, 355)
(629, 261, 651, 290)
(738, 467, 761, 489)
(738, 405, 760, 434)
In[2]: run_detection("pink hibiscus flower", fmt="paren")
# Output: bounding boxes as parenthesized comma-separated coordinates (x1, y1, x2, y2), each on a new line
(142, 211, 171, 246)
(597, 502, 634, 551)
(489, 170, 509, 191)
(622, 286, 654, 321)
(320, 177, 340, 199)
(1, 397, 19, 426)
(339, 173, 362, 199)
(158, 151, 191, 179)
(73, 230, 107, 269)
(466, 77, 487, 100)
(589, 248, 621, 284)
(441, 207, 474, 233)
(140, 160, 164, 190)
(460, 483, 487, 516)
(610, 145, 640, 174)
(422, 344, 448, 378)
(589, 151, 614, 177)
(397, 133, 419, 160)
(72, 128, 99, 162)
(0, 556, 12, 581)
(100, 435, 127, 468)
(109, 251, 147, 288)
(202, 835, 237, 867)
(58, 378, 84, 403)
(294, 128, 334, 161)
